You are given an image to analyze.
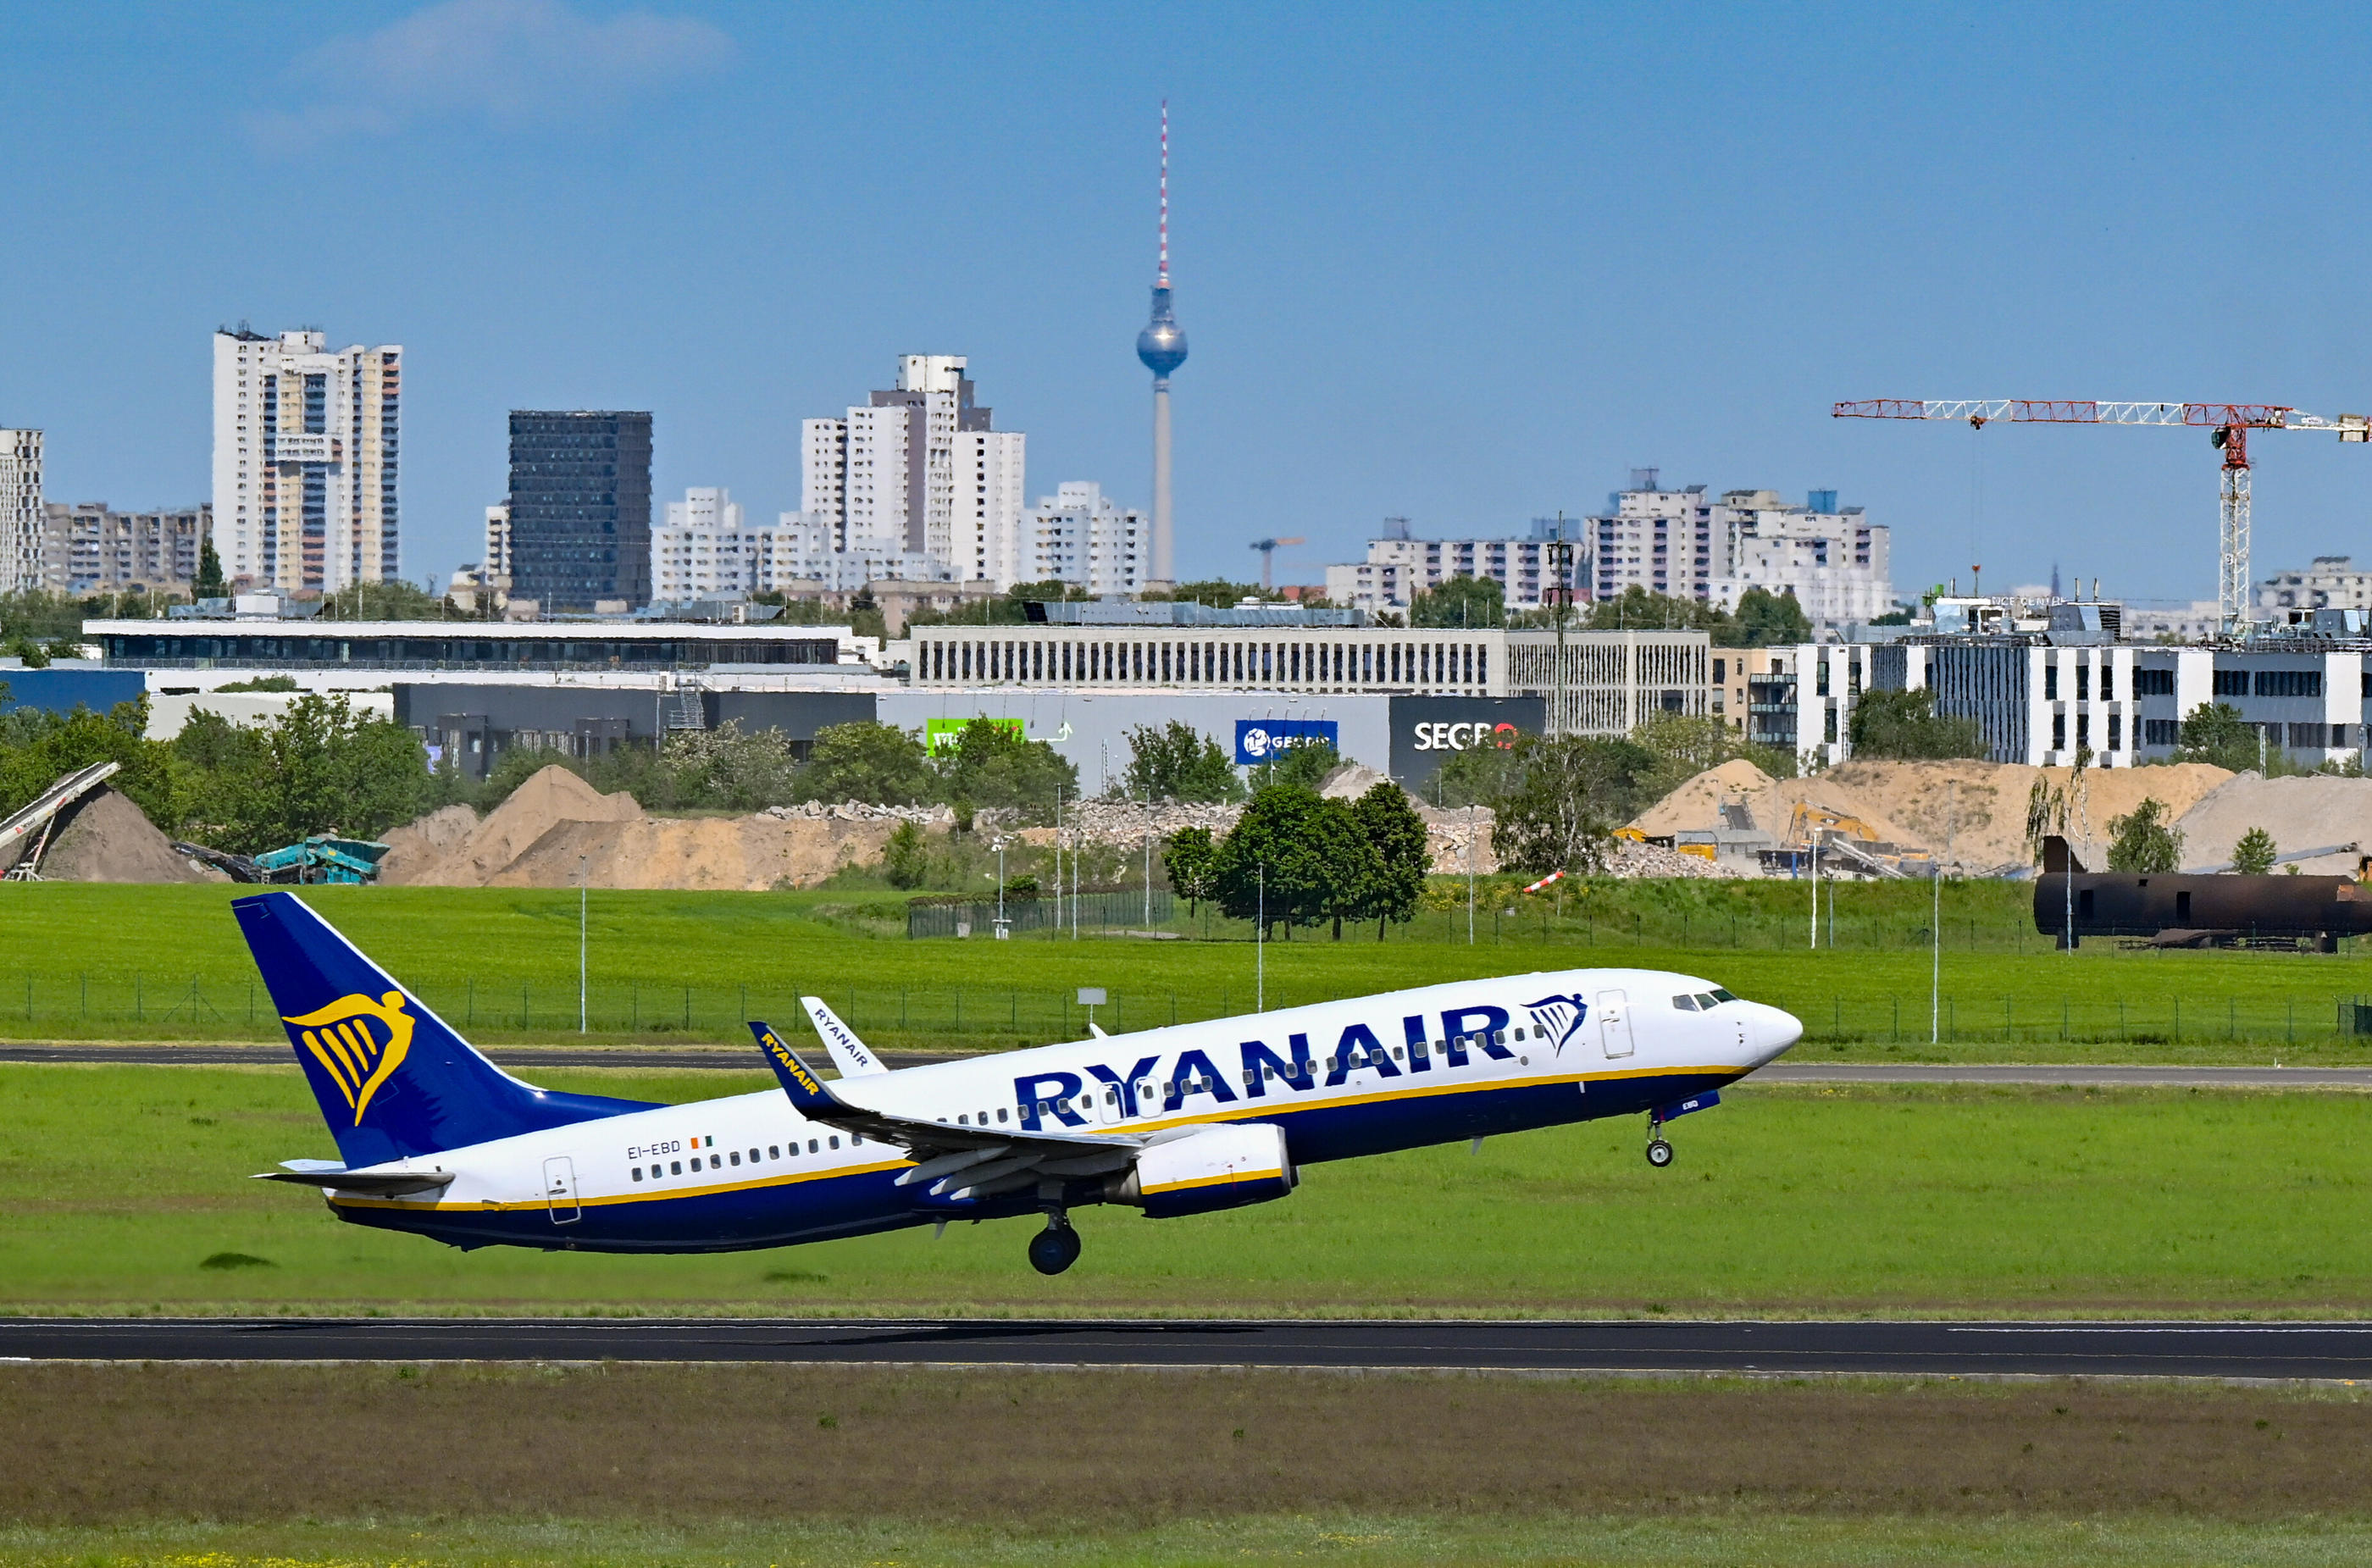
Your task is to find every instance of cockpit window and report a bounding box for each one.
[1696,993,1721,1009]
[1709,989,1738,1004]
[1671,995,1700,1011]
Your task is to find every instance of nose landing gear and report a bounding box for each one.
[1028,1213,1083,1276]
[1644,1114,1675,1168]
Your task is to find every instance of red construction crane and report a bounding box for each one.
[1832,399,2372,632]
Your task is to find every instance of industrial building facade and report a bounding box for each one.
[1756,637,2372,771]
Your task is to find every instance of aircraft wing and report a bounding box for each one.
[749,1022,1142,1202]
[801,995,886,1077]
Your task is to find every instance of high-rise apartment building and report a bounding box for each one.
[1706,489,1892,625]
[483,504,512,579]
[801,355,1025,582]
[211,328,400,593]
[651,486,759,601]
[1023,482,1150,595]
[1588,472,1716,603]
[38,502,207,594]
[1326,516,1580,614]
[507,412,652,612]
[1,429,40,593]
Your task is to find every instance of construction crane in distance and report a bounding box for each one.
[1832,399,2372,633]
[1249,536,1305,593]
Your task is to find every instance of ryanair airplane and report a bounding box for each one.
[238,889,1803,1276]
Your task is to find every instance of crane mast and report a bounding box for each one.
[1833,399,2371,634]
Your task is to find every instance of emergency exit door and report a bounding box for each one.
[542,1156,580,1224]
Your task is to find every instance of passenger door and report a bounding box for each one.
[1597,990,1634,1059]
[542,1155,580,1225]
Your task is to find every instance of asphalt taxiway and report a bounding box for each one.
[5,1317,2371,1379]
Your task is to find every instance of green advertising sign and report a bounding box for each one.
[925,716,1025,755]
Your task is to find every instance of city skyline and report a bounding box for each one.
[8,6,2372,603]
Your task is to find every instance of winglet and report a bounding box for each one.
[801,996,885,1077]
[751,1021,840,1117]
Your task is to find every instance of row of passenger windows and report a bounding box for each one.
[630,1133,864,1183]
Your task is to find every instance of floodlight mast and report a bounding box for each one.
[1832,399,2372,633]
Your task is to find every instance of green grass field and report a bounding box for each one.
[6,1063,2369,1316]
[18,1515,2372,1568]
[4,882,2372,1060]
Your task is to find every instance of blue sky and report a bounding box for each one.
[4,3,2371,602]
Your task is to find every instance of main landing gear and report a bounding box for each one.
[1028,1213,1083,1276]
[1644,1115,1675,1169]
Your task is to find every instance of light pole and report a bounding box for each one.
[1256,862,1265,1011]
[1466,803,1477,945]
[1933,781,1954,1044]
[577,856,588,1034]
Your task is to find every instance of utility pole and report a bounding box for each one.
[1256,862,1265,1011]
[1549,510,1572,740]
[1933,781,1954,1044]
[577,856,588,1034]
[1466,803,1477,945]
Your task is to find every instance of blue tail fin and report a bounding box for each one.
[234,891,657,1166]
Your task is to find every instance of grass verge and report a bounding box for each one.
[5,1365,2372,1565]
[7,1066,2372,1316]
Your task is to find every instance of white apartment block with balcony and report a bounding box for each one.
[1588,474,1717,602]
[651,487,761,601]
[0,429,40,593]
[1021,482,1149,595]
[2259,557,2372,616]
[212,327,401,594]
[1324,524,1579,613]
[801,355,1024,583]
[1706,490,1892,626]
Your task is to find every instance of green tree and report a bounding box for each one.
[1252,740,1341,794]
[1428,732,1532,809]
[1347,782,1430,939]
[175,694,432,852]
[1581,585,1730,637]
[936,717,1078,812]
[1210,784,1371,938]
[193,537,226,599]
[1122,720,1245,803]
[2231,825,2278,875]
[796,722,936,806]
[1629,712,1797,801]
[653,723,802,811]
[1731,586,1812,646]
[1485,735,1650,876]
[0,697,176,831]
[880,821,929,889]
[1408,574,1505,629]
[2175,702,2264,773]
[319,579,453,621]
[1161,825,1219,914]
[2105,797,2183,873]
[1848,687,1988,761]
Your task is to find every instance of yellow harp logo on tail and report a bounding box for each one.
[283,990,416,1124]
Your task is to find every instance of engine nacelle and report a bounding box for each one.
[1106,1122,1295,1218]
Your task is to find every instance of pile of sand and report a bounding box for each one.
[2171,774,2372,873]
[380,765,908,892]
[4,787,212,884]
[1631,758,2235,873]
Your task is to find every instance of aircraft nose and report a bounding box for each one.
[1751,1003,1803,1062]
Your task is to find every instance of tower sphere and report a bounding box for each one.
[1138,286,1188,380]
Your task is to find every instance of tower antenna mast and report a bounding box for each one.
[1136,100,1189,591]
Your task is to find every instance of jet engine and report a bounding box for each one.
[1105,1122,1294,1218]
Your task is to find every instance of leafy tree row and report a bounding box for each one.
[1163,779,1430,939]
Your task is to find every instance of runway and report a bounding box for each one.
[7,1316,2372,1379]
[5,1043,2370,1088]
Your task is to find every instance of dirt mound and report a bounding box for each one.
[2172,774,2372,873]
[25,788,209,884]
[1632,758,2234,873]
[377,803,479,884]
[380,767,644,887]
[380,765,904,890]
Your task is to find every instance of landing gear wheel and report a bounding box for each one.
[1028,1221,1083,1276]
[1645,1138,1674,1168]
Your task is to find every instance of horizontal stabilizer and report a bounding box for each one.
[254,1165,455,1196]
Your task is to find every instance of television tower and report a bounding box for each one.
[1135,100,1188,589]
